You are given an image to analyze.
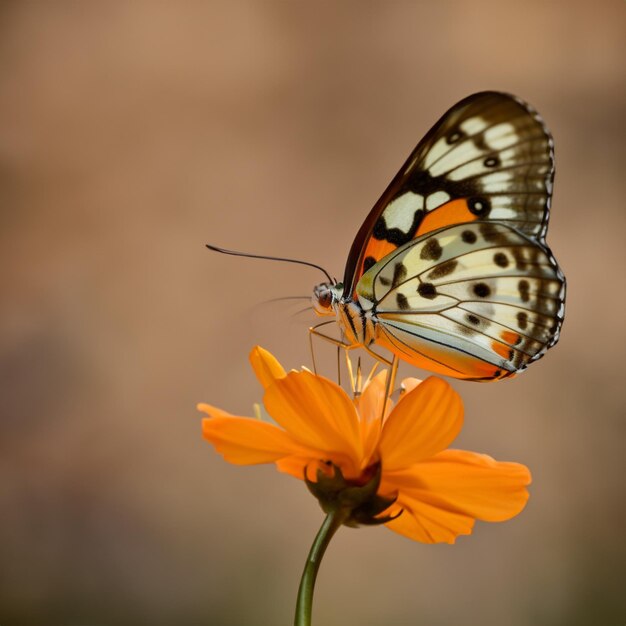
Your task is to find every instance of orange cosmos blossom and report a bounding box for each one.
[199,347,531,544]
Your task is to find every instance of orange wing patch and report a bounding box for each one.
[376,328,514,381]
[357,198,481,282]
[500,330,522,346]
[359,239,398,275]
[416,199,480,236]
[492,341,513,360]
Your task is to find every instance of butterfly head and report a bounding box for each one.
[312,282,344,316]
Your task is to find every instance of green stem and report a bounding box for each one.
[294,508,347,626]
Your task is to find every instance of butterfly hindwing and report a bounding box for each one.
[343,92,554,296]
[355,222,565,381]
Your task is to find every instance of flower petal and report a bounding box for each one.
[275,455,309,479]
[275,456,327,481]
[355,370,388,466]
[400,377,422,396]
[379,377,463,469]
[380,449,531,543]
[263,371,363,474]
[249,346,286,390]
[355,370,389,423]
[200,403,304,465]
[383,500,475,544]
[198,402,232,417]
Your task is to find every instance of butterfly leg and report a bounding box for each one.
[360,345,398,420]
[308,323,358,391]
[381,355,399,421]
[361,344,394,367]
[336,344,342,387]
[308,321,354,375]
[309,323,398,417]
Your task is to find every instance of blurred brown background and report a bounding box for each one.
[0,2,624,625]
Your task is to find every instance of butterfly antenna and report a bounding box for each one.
[263,295,311,304]
[290,305,314,318]
[206,243,333,283]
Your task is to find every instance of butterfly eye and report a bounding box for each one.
[312,283,334,314]
[318,290,332,309]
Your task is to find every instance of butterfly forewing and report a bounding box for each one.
[343,92,554,296]
[355,222,565,381]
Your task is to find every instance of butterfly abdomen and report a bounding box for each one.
[335,298,377,348]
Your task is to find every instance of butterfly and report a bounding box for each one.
[312,91,566,381]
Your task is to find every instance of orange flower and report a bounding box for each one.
[200,347,531,544]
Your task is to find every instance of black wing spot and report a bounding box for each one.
[420,238,443,261]
[479,222,509,245]
[373,217,388,240]
[512,249,528,270]
[373,210,425,245]
[493,252,509,268]
[446,128,465,145]
[518,280,530,302]
[396,293,410,310]
[392,263,407,288]
[468,197,491,217]
[428,259,458,280]
[461,229,477,244]
[467,314,481,326]
[417,282,437,299]
[363,256,377,272]
[379,276,391,286]
[473,282,491,298]
[484,156,500,168]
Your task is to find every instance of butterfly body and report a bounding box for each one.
[313,92,566,381]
